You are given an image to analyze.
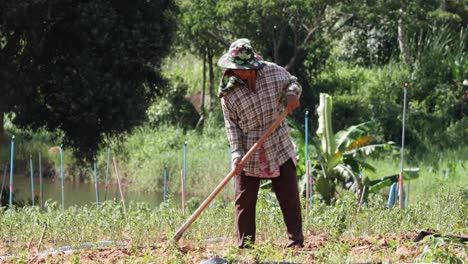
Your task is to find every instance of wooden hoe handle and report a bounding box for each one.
[171,109,290,242]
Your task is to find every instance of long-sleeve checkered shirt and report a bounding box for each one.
[220,62,302,178]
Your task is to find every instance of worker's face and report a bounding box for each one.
[232,69,255,80]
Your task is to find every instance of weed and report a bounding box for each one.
[416,235,465,263]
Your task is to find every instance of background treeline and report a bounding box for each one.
[171,0,467,152]
[0,0,466,192]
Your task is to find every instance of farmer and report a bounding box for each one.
[217,38,304,248]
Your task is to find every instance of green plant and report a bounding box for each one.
[416,235,465,263]
[291,93,395,203]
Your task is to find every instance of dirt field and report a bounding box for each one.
[1,231,466,263]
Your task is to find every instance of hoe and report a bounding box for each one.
[171,109,291,243]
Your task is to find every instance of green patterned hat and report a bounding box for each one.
[217,38,265,70]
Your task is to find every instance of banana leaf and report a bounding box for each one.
[365,168,420,194]
[335,122,376,152]
[344,142,397,156]
[316,93,336,161]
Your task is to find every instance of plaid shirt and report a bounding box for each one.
[220,62,302,178]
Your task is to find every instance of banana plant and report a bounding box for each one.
[290,93,397,204]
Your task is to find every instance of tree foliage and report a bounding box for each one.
[176,0,467,151]
[177,0,358,124]
[0,0,178,161]
[338,0,468,66]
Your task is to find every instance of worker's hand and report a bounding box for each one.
[286,94,300,112]
[232,157,244,175]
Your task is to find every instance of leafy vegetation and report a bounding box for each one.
[113,120,230,197]
[0,0,178,161]
[0,181,466,262]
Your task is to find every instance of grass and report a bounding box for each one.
[114,121,232,199]
[366,147,467,206]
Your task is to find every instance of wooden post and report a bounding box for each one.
[358,186,366,213]
[113,158,128,222]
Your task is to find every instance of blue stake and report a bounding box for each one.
[104,147,110,201]
[60,144,65,210]
[30,155,35,206]
[9,135,15,247]
[163,165,168,203]
[9,136,15,209]
[39,152,43,208]
[183,141,187,194]
[94,160,99,206]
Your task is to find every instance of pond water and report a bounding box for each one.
[3,174,166,208]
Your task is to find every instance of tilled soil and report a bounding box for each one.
[1,231,466,263]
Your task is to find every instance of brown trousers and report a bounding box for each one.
[234,159,304,248]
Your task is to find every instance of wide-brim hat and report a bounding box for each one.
[217,38,265,70]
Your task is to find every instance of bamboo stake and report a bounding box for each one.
[93,160,99,206]
[112,158,128,221]
[104,147,110,201]
[399,82,408,209]
[37,223,48,252]
[171,109,290,242]
[358,186,367,213]
[59,144,65,210]
[38,152,43,208]
[30,155,35,206]
[163,165,168,203]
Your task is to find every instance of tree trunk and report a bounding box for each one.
[285,48,307,74]
[398,9,411,65]
[208,48,214,113]
[196,49,207,130]
[273,25,288,65]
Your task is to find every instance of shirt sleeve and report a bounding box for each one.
[221,97,244,161]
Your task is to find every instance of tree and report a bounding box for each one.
[338,0,468,66]
[177,0,226,121]
[0,0,178,161]
[178,0,358,125]
[211,0,353,74]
